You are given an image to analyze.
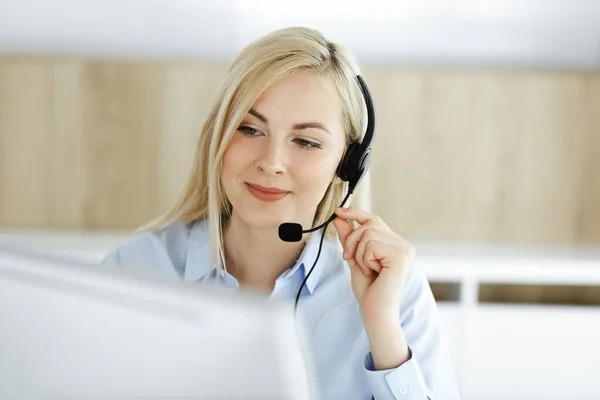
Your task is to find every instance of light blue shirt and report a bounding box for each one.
[101,218,461,400]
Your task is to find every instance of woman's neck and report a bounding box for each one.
[222,214,307,293]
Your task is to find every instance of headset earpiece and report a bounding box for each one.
[335,75,375,193]
[336,142,371,191]
[336,142,358,182]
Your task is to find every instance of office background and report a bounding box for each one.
[1,1,599,399]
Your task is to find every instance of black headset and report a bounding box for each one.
[335,75,375,193]
[276,74,376,311]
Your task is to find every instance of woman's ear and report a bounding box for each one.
[333,175,343,185]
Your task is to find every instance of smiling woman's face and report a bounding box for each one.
[221,71,347,230]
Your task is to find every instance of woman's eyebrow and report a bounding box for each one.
[248,108,268,124]
[248,108,330,135]
[292,122,331,135]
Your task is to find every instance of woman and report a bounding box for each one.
[102,27,461,400]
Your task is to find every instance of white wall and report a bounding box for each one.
[0,0,599,68]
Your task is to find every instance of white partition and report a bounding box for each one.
[422,245,600,399]
[460,305,600,400]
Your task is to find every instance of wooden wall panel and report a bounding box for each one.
[0,59,167,229]
[0,56,599,245]
[157,63,229,213]
[578,74,600,243]
[364,69,600,244]
[0,60,87,228]
[79,62,165,229]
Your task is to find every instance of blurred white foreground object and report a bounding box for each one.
[0,243,311,399]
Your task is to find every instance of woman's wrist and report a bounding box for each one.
[364,317,411,371]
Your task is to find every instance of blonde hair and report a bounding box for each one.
[142,27,369,274]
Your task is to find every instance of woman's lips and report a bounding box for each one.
[245,183,290,202]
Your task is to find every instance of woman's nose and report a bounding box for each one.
[255,140,287,176]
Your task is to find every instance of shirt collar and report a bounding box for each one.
[183,218,334,293]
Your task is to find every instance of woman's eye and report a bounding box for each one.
[238,126,262,136]
[296,139,322,150]
[238,126,320,150]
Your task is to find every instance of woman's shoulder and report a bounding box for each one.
[100,219,205,278]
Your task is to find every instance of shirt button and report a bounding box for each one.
[399,385,409,396]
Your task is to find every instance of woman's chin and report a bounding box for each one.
[236,211,288,230]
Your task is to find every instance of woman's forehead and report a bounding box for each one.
[249,72,343,126]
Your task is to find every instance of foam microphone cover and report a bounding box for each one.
[278,223,303,242]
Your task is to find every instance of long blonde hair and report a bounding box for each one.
[142,27,369,274]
